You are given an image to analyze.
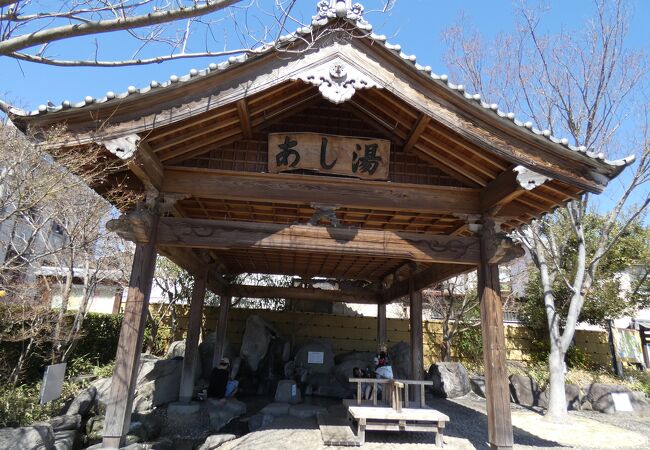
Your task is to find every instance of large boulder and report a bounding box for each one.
[64,386,97,416]
[240,315,278,371]
[165,340,186,359]
[585,383,650,415]
[388,342,411,379]
[304,373,349,398]
[53,429,77,450]
[469,375,486,398]
[199,332,233,379]
[91,377,112,411]
[0,424,55,450]
[333,353,375,387]
[197,434,237,450]
[133,355,183,412]
[427,362,471,398]
[509,374,543,407]
[539,383,583,411]
[288,404,326,419]
[294,342,335,375]
[48,414,81,432]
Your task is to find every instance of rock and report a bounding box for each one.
[91,377,112,411]
[207,398,246,431]
[64,386,97,416]
[388,342,411,379]
[294,342,335,375]
[165,340,186,359]
[304,373,350,398]
[149,437,174,450]
[198,434,237,450]
[86,415,105,441]
[427,362,471,398]
[130,412,163,441]
[248,413,274,432]
[240,315,278,371]
[586,383,650,415]
[274,380,301,404]
[199,332,233,379]
[333,353,375,386]
[469,376,486,398]
[509,374,543,407]
[539,383,583,410]
[133,356,183,411]
[48,414,81,431]
[53,429,77,450]
[0,424,54,450]
[581,400,593,411]
[586,383,631,414]
[288,404,326,419]
[260,402,290,416]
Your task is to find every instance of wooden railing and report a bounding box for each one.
[349,378,433,410]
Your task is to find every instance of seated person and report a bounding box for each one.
[353,366,373,400]
[208,357,239,399]
[373,351,393,399]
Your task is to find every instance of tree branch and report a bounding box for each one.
[0,0,241,55]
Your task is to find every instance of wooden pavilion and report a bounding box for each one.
[3,1,633,449]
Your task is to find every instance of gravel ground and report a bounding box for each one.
[211,393,650,450]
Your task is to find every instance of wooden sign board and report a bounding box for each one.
[268,133,390,180]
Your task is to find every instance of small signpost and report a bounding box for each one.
[40,362,67,404]
[268,132,390,180]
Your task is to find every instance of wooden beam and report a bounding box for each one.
[480,169,525,214]
[230,284,380,304]
[212,294,231,369]
[179,269,207,403]
[382,264,475,303]
[478,216,513,449]
[103,215,158,448]
[403,114,431,153]
[236,99,253,139]
[162,167,481,215]
[111,216,484,265]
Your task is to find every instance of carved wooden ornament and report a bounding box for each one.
[291,59,381,104]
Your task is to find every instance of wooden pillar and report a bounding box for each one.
[102,215,158,449]
[212,294,232,368]
[377,303,387,348]
[178,269,207,403]
[409,267,424,381]
[478,217,513,450]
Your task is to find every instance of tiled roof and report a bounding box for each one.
[0,0,634,170]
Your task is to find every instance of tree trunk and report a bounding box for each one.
[546,346,567,420]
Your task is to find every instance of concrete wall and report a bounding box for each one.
[166,306,612,368]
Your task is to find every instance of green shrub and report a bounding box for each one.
[0,381,76,427]
[453,326,483,365]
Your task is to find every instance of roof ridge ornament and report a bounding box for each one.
[312,1,370,29]
[291,58,381,104]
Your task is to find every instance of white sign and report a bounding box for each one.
[307,351,324,364]
[291,384,297,398]
[40,363,67,405]
[611,392,633,412]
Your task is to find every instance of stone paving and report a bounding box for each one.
[212,393,650,450]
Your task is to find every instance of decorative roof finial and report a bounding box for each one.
[312,1,370,29]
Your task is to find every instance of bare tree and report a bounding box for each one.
[0,1,395,68]
[443,0,649,420]
[0,122,133,380]
[423,274,480,362]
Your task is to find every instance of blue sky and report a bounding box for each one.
[1,0,649,215]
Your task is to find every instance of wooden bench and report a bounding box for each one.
[345,378,448,446]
